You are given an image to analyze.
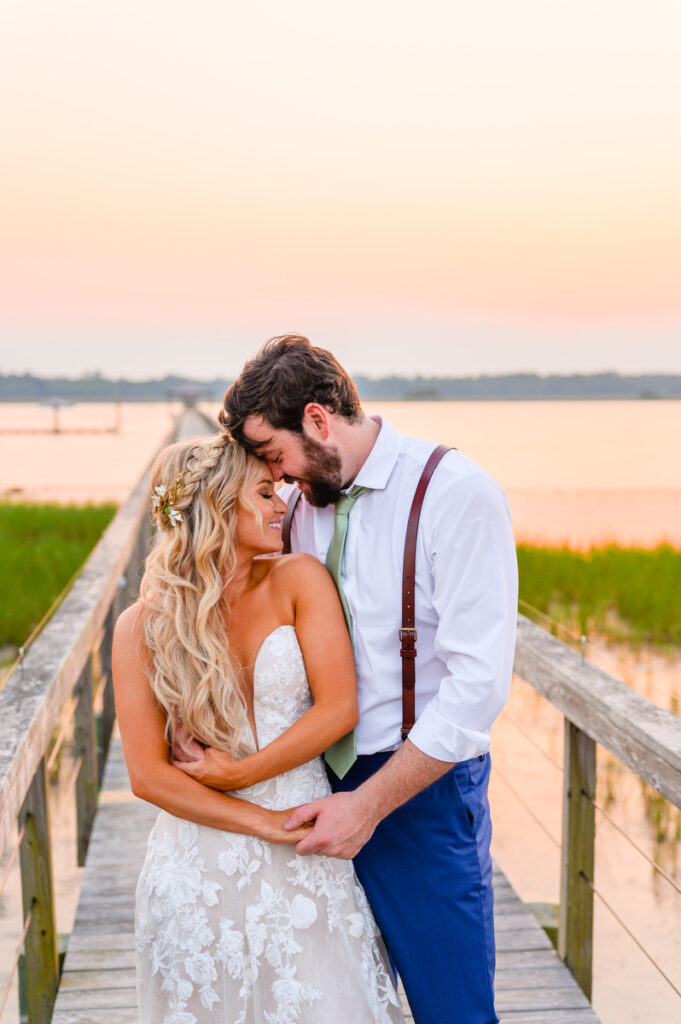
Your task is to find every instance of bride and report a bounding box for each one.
[112,433,404,1024]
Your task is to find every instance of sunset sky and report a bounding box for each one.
[1,1,680,378]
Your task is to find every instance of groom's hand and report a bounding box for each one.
[284,792,379,859]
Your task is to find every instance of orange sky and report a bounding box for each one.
[1,1,680,377]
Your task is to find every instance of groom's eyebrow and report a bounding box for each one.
[242,432,273,456]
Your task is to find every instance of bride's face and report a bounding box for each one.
[235,468,288,555]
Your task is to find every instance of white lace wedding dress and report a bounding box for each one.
[135,625,404,1024]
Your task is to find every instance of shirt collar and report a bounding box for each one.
[350,417,402,492]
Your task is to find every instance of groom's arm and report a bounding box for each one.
[285,739,453,858]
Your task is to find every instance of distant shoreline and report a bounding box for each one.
[1,395,680,403]
[359,394,680,402]
[1,369,681,403]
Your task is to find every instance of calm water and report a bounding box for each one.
[0,401,180,503]
[363,398,681,547]
[1,399,680,1022]
[3,398,679,543]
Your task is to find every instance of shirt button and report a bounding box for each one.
[350,510,359,521]
[347,566,354,577]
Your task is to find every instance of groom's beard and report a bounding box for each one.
[284,434,344,508]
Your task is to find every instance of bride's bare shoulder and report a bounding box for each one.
[112,602,157,680]
[265,553,333,593]
[113,600,147,647]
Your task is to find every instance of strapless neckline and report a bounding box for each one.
[247,624,298,750]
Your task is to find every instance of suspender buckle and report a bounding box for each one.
[399,627,418,661]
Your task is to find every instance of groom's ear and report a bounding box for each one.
[302,402,332,440]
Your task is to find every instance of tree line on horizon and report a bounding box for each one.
[0,370,680,401]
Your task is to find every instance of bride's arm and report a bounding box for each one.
[176,555,358,790]
[112,604,311,843]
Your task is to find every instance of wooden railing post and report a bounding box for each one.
[74,656,98,866]
[122,516,148,608]
[559,718,596,999]
[97,598,119,783]
[122,557,135,609]
[141,503,153,558]
[18,760,59,1024]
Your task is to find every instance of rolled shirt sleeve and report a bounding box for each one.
[406,470,518,763]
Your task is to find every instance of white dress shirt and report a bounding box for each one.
[281,417,518,763]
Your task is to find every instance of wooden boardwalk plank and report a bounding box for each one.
[54,736,601,1023]
[52,1012,138,1024]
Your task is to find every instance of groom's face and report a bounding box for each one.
[242,415,344,508]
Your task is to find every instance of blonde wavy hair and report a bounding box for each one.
[140,433,266,758]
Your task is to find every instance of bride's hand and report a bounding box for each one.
[173,746,248,790]
[261,808,314,845]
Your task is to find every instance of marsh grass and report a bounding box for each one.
[517,544,681,647]
[0,502,117,650]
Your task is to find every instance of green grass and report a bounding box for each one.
[517,544,681,647]
[0,502,117,650]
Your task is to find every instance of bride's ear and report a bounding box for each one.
[302,403,332,440]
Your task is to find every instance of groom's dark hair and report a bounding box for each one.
[220,334,362,446]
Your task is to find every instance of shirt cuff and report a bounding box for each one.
[407,702,491,763]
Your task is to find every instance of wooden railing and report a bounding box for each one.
[513,614,681,999]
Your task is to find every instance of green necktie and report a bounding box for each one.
[324,485,367,778]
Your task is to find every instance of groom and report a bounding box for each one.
[221,335,518,1024]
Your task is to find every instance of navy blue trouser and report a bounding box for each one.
[330,751,498,1024]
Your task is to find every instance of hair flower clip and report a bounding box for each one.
[152,476,184,527]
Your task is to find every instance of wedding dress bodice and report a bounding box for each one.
[235,624,331,810]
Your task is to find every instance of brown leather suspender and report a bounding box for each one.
[280,443,451,742]
[400,444,450,739]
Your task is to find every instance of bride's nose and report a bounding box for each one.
[274,493,288,514]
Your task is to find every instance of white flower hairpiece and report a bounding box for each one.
[152,476,184,527]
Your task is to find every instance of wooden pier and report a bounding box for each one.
[2,405,679,1024]
[52,732,598,1023]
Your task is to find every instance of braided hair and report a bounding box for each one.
[140,434,266,757]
